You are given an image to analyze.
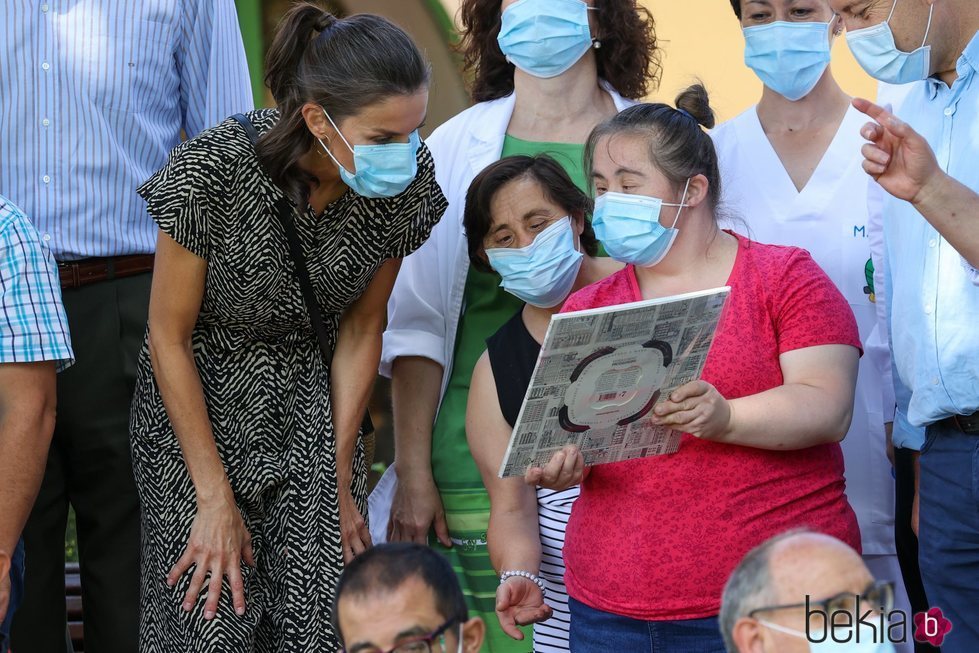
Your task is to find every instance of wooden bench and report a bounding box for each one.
[65,563,84,652]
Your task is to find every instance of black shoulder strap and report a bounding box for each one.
[232,112,261,146]
[232,114,333,367]
[232,114,373,434]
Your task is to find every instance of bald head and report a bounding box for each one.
[766,532,871,607]
[721,531,876,653]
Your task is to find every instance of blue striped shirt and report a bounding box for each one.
[0,0,253,261]
[0,196,73,369]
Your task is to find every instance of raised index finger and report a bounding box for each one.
[852,97,889,122]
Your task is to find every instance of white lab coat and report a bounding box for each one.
[380,80,633,384]
[712,105,896,556]
[370,82,634,544]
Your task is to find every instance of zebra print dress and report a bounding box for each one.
[129,109,447,652]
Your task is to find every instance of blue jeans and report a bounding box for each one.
[1,539,25,653]
[918,422,979,653]
[569,597,726,653]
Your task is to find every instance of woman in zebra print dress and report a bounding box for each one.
[462,156,622,652]
[128,5,446,651]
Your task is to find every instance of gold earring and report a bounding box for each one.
[317,135,332,157]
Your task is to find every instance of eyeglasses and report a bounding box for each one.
[341,616,462,653]
[748,580,895,624]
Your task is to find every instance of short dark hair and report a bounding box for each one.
[729,0,742,19]
[458,0,662,103]
[463,155,598,273]
[332,543,467,641]
[585,84,722,212]
[258,2,431,206]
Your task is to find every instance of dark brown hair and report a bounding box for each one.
[464,155,598,273]
[458,0,662,102]
[730,0,742,19]
[584,84,722,210]
[257,2,431,206]
[333,543,467,641]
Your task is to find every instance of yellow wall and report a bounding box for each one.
[436,0,879,122]
[642,1,878,122]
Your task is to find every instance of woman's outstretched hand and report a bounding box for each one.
[496,576,553,640]
[168,488,255,620]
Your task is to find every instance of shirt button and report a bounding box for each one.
[944,107,954,117]
[924,305,933,315]
[43,233,51,242]
[41,3,49,11]
[42,174,51,183]
[42,118,50,127]
[929,239,937,248]
[932,377,940,386]
[41,62,50,71]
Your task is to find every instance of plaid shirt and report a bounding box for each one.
[0,197,73,369]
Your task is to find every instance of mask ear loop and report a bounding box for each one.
[668,178,693,230]
[920,3,934,48]
[321,108,354,153]
[885,0,900,25]
[569,215,583,254]
[757,620,807,641]
[318,108,355,174]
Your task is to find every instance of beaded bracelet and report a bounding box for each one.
[499,570,546,598]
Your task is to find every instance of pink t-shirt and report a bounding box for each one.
[560,233,862,621]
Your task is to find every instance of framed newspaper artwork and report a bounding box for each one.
[499,286,730,478]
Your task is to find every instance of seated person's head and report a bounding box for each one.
[333,543,485,653]
[463,154,599,307]
[720,530,896,653]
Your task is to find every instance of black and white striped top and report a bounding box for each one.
[487,310,579,653]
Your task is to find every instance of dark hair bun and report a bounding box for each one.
[675,83,715,130]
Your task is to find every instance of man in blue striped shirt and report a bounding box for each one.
[0,196,74,653]
[0,2,252,650]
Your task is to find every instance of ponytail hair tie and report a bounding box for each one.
[676,108,695,122]
[316,15,339,40]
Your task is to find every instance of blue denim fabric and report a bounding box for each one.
[918,422,979,653]
[569,597,726,653]
[1,539,25,652]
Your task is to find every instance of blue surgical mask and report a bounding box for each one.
[846,0,934,85]
[497,0,595,79]
[744,21,833,102]
[319,109,420,199]
[592,180,691,268]
[759,619,897,653]
[486,216,583,308]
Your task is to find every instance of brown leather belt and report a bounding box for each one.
[58,254,154,290]
[938,410,979,435]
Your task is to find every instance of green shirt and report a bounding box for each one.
[428,135,587,652]
[431,135,588,490]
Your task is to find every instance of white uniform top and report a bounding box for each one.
[711,105,896,555]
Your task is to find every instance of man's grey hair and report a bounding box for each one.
[719,529,813,652]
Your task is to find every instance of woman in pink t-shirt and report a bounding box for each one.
[526,85,862,652]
